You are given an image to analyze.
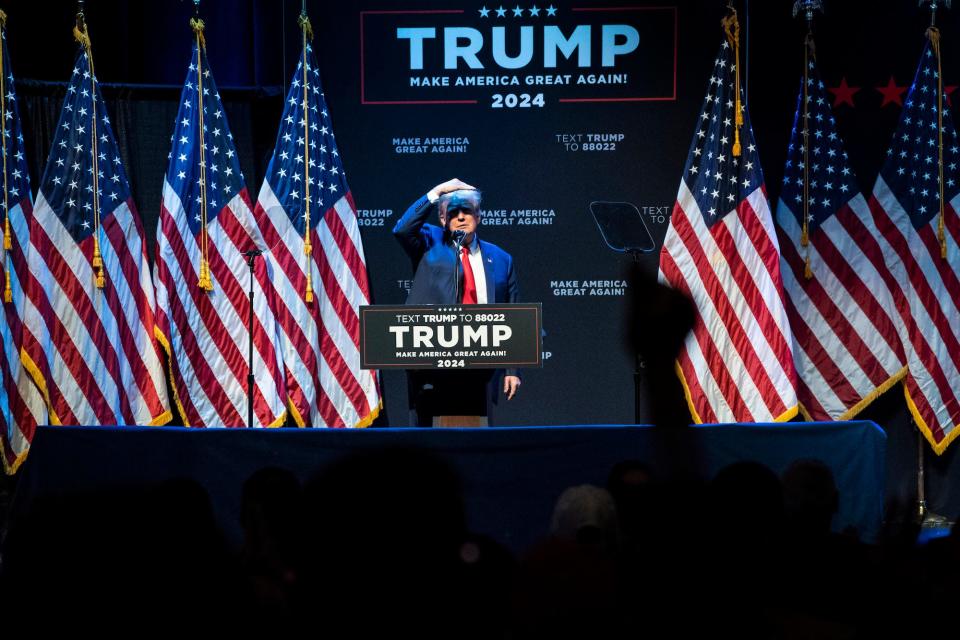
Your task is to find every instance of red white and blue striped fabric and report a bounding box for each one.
[154,40,287,427]
[254,43,381,427]
[775,53,906,421]
[659,37,798,424]
[0,20,46,473]
[868,37,960,454]
[19,45,169,431]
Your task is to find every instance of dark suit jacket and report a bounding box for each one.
[392,194,519,306]
[393,194,521,419]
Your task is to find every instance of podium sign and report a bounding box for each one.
[360,303,542,369]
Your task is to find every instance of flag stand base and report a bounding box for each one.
[915,427,954,528]
[916,501,952,528]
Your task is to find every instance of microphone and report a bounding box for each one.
[452,229,466,246]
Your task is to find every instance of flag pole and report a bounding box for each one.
[299,4,315,304]
[916,428,928,521]
[721,3,743,157]
[923,2,949,258]
[0,10,11,303]
[191,0,213,292]
[913,424,950,528]
[73,3,106,290]
[244,249,261,428]
[792,1,823,279]
[915,0,952,530]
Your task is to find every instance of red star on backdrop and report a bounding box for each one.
[827,77,860,108]
[876,76,907,107]
[947,85,958,107]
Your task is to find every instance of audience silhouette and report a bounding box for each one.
[1,277,956,638]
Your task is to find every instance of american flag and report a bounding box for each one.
[869,35,960,454]
[658,36,798,424]
[17,44,169,428]
[776,52,906,421]
[154,38,287,427]
[1,17,46,473]
[254,40,381,428]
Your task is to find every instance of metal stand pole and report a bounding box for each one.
[917,431,928,522]
[634,353,644,424]
[244,249,262,428]
[628,250,644,425]
[916,425,952,528]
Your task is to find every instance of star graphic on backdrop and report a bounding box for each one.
[827,77,860,108]
[496,6,506,17]
[479,6,490,17]
[876,76,908,107]
[512,5,523,16]
[529,5,541,16]
[546,4,557,16]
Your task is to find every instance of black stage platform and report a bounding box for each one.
[9,422,885,551]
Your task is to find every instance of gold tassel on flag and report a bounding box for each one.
[927,26,948,259]
[793,0,825,280]
[297,12,313,40]
[722,6,743,157]
[71,24,89,49]
[304,241,314,304]
[300,11,314,304]
[92,243,104,289]
[197,259,212,291]
[75,7,105,289]
[192,16,213,292]
[801,32,814,280]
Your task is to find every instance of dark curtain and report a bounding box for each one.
[16,80,284,262]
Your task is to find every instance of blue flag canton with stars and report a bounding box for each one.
[683,40,764,229]
[265,44,349,236]
[780,58,859,234]
[166,43,246,235]
[880,41,960,230]
[38,50,131,244]
[2,27,31,212]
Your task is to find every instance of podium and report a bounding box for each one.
[360,303,543,427]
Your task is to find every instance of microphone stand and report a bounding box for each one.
[452,230,465,305]
[628,249,645,424]
[244,248,263,428]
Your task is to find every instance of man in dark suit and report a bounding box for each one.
[393,178,521,426]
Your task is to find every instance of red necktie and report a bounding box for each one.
[460,246,478,304]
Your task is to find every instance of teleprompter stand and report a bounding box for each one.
[589,201,656,424]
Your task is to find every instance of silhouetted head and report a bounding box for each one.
[708,461,784,540]
[550,484,619,551]
[240,467,303,567]
[297,447,468,636]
